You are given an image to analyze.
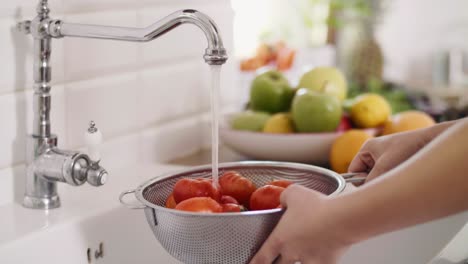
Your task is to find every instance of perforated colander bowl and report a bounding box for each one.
[119,161,360,264]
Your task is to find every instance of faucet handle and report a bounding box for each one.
[84,121,102,161]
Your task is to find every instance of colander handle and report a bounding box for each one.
[341,172,367,184]
[119,189,146,209]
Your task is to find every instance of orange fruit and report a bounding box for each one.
[330,130,374,173]
[382,111,435,135]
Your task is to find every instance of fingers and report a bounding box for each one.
[273,255,300,264]
[250,230,282,264]
[280,184,311,207]
[365,164,389,182]
[348,151,375,174]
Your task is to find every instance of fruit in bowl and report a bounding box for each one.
[231,111,271,132]
[222,66,436,166]
[292,88,342,133]
[249,70,294,113]
[263,113,295,133]
[297,66,348,102]
[221,112,377,164]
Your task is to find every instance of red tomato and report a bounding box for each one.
[268,180,293,188]
[250,185,285,211]
[175,197,222,213]
[220,195,240,205]
[219,171,257,207]
[165,193,177,209]
[173,178,220,204]
[221,203,244,213]
[337,115,353,132]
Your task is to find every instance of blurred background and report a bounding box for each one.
[231,0,468,121]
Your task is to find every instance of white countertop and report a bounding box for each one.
[0,163,186,247]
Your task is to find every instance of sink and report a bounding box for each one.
[0,206,179,264]
[0,163,467,264]
[343,212,468,264]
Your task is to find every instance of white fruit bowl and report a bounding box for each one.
[220,113,376,165]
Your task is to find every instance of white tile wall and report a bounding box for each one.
[138,61,202,127]
[65,72,139,147]
[0,17,32,94]
[139,116,204,163]
[0,0,62,18]
[63,10,139,81]
[0,0,236,206]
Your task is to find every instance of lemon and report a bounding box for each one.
[263,113,295,133]
[350,93,391,128]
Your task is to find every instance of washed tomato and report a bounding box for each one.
[250,185,285,211]
[173,178,220,204]
[268,180,293,188]
[219,171,257,207]
[221,203,244,213]
[165,193,177,209]
[175,197,222,213]
[220,195,239,205]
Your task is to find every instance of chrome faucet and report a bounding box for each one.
[17,0,228,210]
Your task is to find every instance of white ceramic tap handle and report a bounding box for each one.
[85,121,102,161]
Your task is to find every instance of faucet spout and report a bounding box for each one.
[49,9,228,65]
[17,2,228,209]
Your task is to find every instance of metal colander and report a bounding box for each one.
[119,161,362,264]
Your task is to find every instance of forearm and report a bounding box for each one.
[420,119,460,143]
[331,118,468,244]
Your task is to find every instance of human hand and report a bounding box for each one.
[250,185,351,264]
[348,129,430,183]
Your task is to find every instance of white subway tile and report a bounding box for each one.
[0,166,15,207]
[76,132,140,174]
[138,61,202,127]
[0,86,66,168]
[0,165,25,207]
[62,0,138,14]
[63,10,138,82]
[139,117,203,163]
[100,133,140,169]
[64,73,139,148]
[61,0,223,14]
[0,0,62,18]
[0,90,28,168]
[0,18,32,94]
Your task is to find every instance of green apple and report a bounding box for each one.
[297,66,347,102]
[231,111,271,132]
[292,88,342,132]
[250,70,294,113]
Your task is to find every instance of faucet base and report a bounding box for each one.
[23,195,60,210]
